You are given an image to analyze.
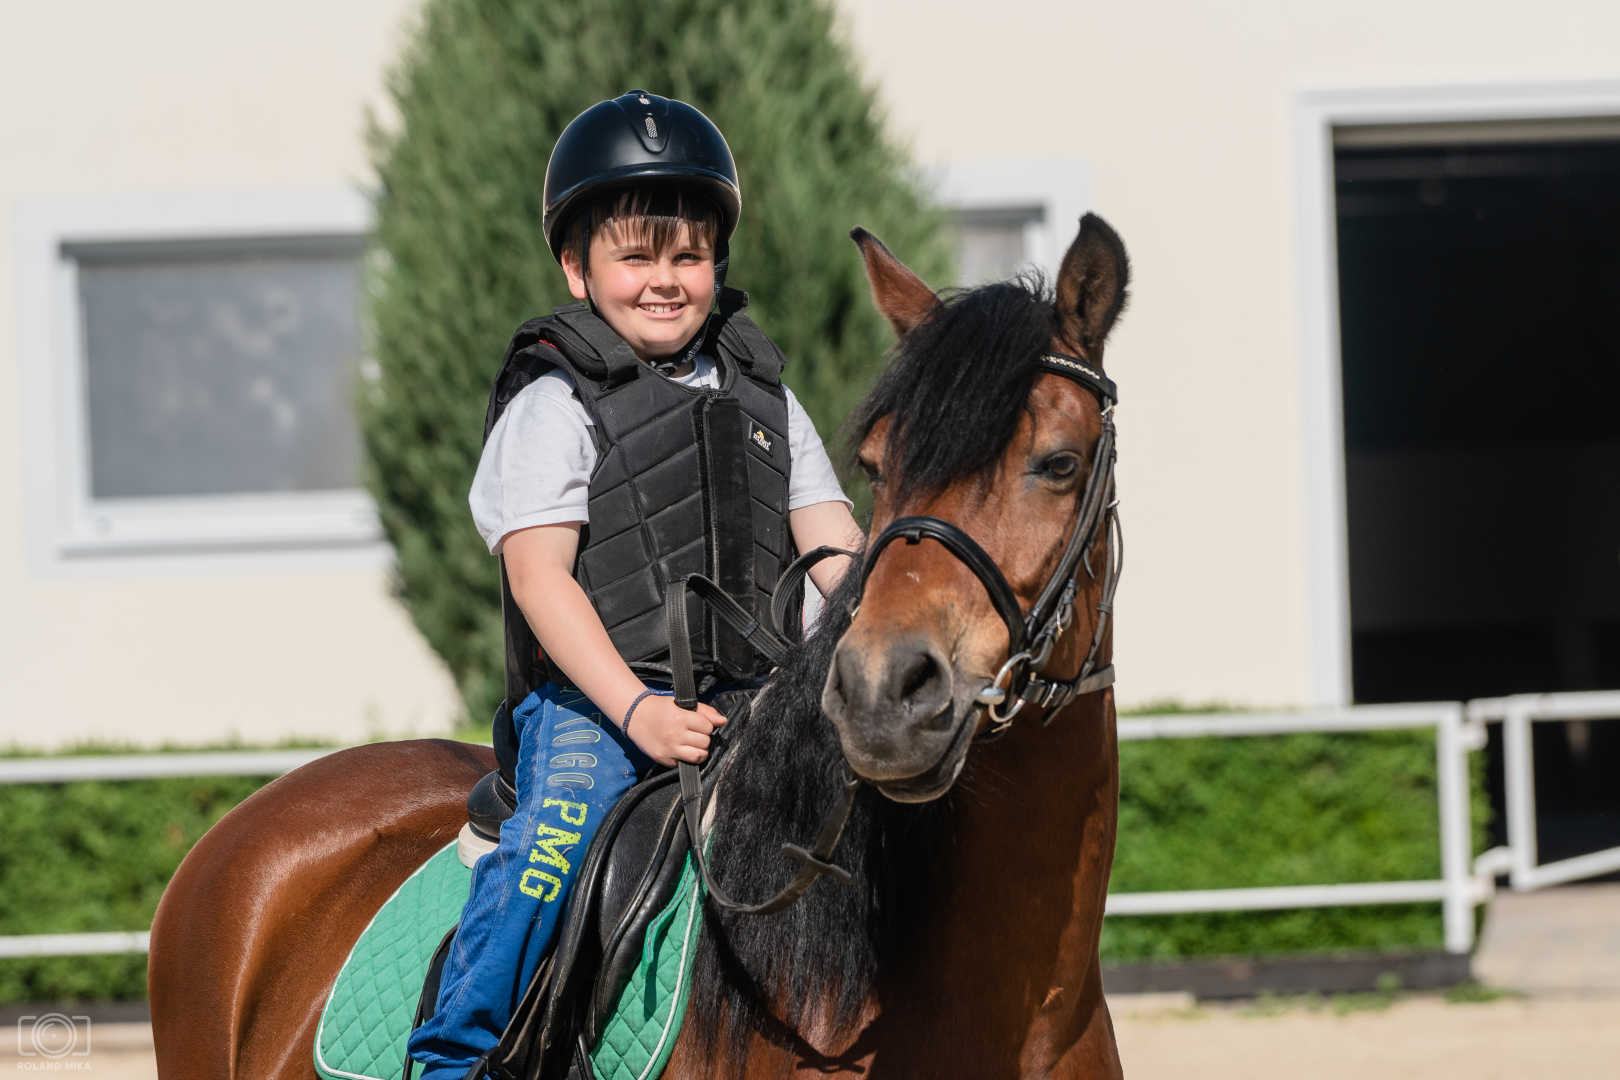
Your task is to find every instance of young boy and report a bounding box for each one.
[406,91,863,1080]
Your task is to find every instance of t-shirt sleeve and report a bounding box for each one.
[784,385,852,512]
[468,372,598,555]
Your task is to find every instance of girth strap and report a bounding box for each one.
[663,576,861,917]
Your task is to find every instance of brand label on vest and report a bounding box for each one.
[750,426,773,453]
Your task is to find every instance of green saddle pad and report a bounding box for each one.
[313,841,704,1080]
[588,855,704,1080]
[315,841,471,1080]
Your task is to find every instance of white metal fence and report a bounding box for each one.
[1107,701,1483,955]
[5,690,1618,960]
[1467,691,1620,892]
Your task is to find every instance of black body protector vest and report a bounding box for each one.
[483,289,795,778]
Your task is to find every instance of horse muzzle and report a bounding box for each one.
[821,630,981,802]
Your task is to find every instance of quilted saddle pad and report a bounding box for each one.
[313,843,704,1080]
[315,841,471,1080]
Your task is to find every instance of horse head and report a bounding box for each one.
[823,215,1130,803]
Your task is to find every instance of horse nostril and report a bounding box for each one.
[898,651,936,699]
[890,646,951,727]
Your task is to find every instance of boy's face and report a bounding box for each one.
[561,219,716,363]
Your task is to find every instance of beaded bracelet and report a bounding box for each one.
[622,688,658,734]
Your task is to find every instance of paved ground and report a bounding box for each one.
[6,994,1619,1079]
[1474,882,1620,995]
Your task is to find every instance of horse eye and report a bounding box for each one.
[860,460,884,489]
[1040,453,1081,480]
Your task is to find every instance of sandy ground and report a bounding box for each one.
[1113,992,1620,1080]
[5,995,1618,1078]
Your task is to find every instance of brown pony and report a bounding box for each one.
[149,213,1129,1079]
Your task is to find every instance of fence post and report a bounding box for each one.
[1502,700,1539,890]
[1435,703,1474,953]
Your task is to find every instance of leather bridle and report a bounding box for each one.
[860,352,1123,734]
[659,350,1120,916]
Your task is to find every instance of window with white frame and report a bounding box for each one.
[949,204,1047,285]
[18,191,380,565]
[932,160,1091,287]
[73,236,366,501]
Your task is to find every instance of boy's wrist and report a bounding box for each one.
[595,676,652,730]
[621,688,658,734]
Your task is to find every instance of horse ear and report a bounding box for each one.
[851,227,939,339]
[1055,213,1130,361]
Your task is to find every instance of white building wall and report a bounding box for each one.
[0,1,458,750]
[5,1,1617,749]
[834,0,1620,708]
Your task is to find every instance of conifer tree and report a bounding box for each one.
[361,0,951,724]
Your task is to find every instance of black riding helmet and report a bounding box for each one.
[542,90,741,262]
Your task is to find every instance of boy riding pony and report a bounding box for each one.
[407,90,862,1080]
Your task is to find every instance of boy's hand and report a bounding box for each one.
[626,696,727,767]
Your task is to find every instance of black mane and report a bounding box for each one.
[850,274,1057,498]
[688,569,950,1066]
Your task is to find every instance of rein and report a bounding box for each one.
[861,351,1123,733]
[662,574,863,917]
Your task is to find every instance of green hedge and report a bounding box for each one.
[0,730,1486,1001]
[0,775,270,1002]
[1104,729,1489,961]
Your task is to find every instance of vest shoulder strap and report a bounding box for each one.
[540,303,644,394]
[484,318,565,443]
[486,292,790,444]
[712,287,786,386]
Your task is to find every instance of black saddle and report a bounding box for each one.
[412,693,748,1080]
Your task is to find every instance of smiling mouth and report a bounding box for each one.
[639,302,684,316]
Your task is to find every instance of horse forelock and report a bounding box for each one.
[850,274,1059,501]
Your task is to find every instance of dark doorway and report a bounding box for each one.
[1335,134,1620,860]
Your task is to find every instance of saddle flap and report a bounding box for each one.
[478,694,752,1079]
[494,768,700,1079]
[590,781,691,1028]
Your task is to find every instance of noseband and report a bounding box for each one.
[860,352,1123,734]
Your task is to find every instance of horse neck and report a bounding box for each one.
[883,689,1119,1068]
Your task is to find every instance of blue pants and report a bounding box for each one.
[407,684,653,1080]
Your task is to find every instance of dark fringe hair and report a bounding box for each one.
[561,186,722,269]
[687,569,952,1071]
[849,274,1057,500]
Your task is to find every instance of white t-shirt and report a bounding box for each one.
[470,354,851,554]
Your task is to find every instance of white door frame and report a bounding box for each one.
[1293,80,1620,706]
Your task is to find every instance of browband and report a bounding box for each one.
[1040,352,1117,405]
